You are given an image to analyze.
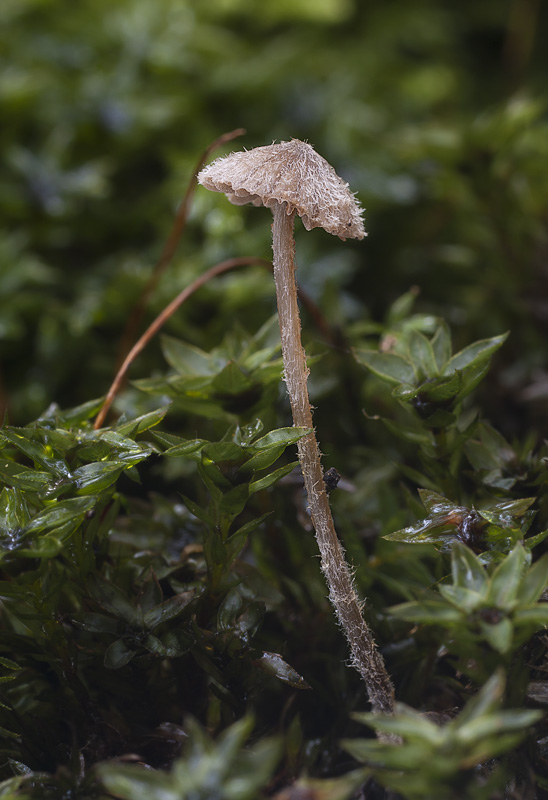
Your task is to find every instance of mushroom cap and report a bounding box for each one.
[198,139,366,241]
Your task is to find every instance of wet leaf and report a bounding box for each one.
[104,639,136,669]
[353,349,416,385]
[256,652,310,689]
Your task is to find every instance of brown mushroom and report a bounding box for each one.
[198,139,394,715]
[198,139,366,239]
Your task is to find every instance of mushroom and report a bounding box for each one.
[198,139,394,715]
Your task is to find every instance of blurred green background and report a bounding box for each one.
[1,0,548,434]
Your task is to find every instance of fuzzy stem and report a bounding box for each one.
[271,203,395,715]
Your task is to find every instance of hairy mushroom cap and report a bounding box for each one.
[198,139,366,241]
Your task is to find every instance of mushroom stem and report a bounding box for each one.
[271,203,395,715]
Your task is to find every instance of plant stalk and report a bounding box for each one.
[93,257,269,430]
[271,203,395,715]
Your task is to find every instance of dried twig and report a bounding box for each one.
[93,256,269,429]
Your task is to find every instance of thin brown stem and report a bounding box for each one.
[503,0,539,86]
[93,256,269,430]
[271,204,395,715]
[116,128,246,367]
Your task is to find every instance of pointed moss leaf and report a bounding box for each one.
[250,427,310,450]
[90,577,139,624]
[420,371,462,402]
[353,348,416,385]
[202,441,245,463]
[456,670,505,725]
[421,408,456,428]
[251,313,280,346]
[161,629,194,657]
[454,360,492,402]
[0,725,21,740]
[99,766,175,798]
[230,512,272,541]
[143,589,195,629]
[233,419,264,446]
[480,471,516,491]
[220,484,250,518]
[18,534,67,558]
[89,430,153,458]
[391,383,420,401]
[524,529,548,550]
[398,464,439,490]
[512,607,548,627]
[104,639,136,669]
[236,601,264,639]
[161,438,207,458]
[0,463,51,492]
[161,335,218,376]
[190,644,226,684]
[517,554,548,605]
[115,406,170,436]
[139,577,162,613]
[382,417,434,446]
[256,652,310,689]
[0,658,19,671]
[202,526,227,568]
[208,716,271,783]
[342,738,436,776]
[132,378,223,418]
[418,489,456,515]
[386,288,419,324]
[389,600,462,624]
[211,361,255,395]
[0,429,70,477]
[445,332,508,374]
[384,522,451,546]
[218,589,243,630]
[0,488,30,537]
[143,634,167,655]
[479,497,536,526]
[479,504,536,530]
[455,709,541,747]
[431,321,452,370]
[486,544,527,608]
[225,528,252,566]
[54,397,106,425]
[255,361,285,387]
[352,705,443,746]
[24,497,95,534]
[74,613,119,635]
[239,444,287,474]
[243,343,281,373]
[465,441,499,473]
[152,430,194,448]
[249,462,298,494]
[124,466,141,485]
[458,733,533,768]
[72,462,126,494]
[452,542,487,592]
[223,738,283,800]
[240,427,308,472]
[199,459,232,493]
[386,492,467,545]
[465,423,515,472]
[407,330,439,379]
[181,495,214,526]
[438,585,484,612]
[480,617,513,653]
